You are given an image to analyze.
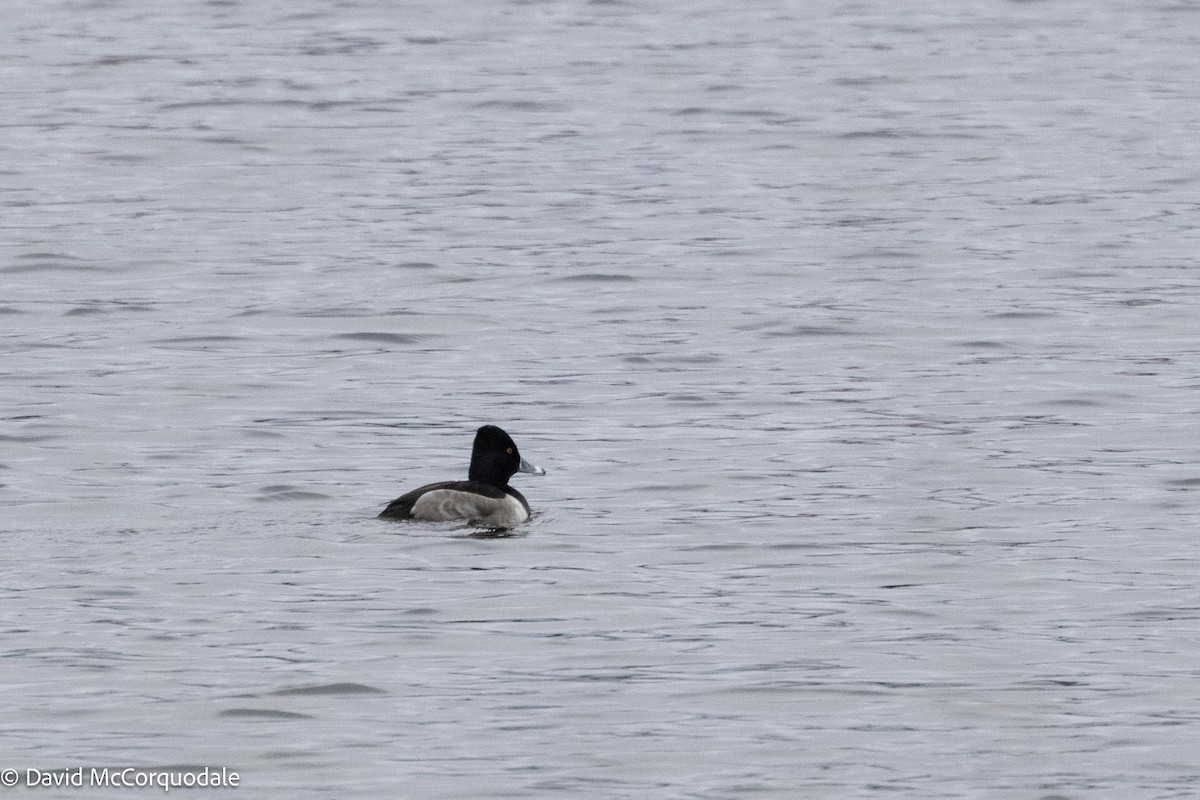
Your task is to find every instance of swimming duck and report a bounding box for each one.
[378,425,545,528]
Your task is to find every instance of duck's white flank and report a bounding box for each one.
[409,489,529,528]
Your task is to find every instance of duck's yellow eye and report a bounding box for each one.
[506,447,514,454]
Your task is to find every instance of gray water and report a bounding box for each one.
[3,0,1200,797]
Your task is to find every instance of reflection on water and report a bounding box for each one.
[3,0,1200,797]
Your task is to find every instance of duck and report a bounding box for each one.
[378,425,545,528]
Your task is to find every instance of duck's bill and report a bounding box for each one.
[518,457,546,476]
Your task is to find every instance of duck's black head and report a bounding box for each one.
[468,425,545,487]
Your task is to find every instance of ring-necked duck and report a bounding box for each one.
[378,425,545,528]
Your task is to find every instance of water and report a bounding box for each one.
[3,0,1200,796]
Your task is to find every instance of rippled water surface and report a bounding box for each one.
[4,0,1200,797]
